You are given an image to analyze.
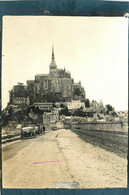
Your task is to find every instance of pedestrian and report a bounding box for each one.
[43,125,45,134]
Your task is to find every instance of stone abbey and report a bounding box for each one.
[9,46,85,108]
[26,46,85,105]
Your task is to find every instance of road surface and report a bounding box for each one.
[2,129,127,189]
[72,129,128,158]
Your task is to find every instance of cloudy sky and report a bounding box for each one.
[2,16,128,111]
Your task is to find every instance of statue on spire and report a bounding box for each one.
[52,45,55,60]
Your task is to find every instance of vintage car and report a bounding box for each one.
[21,125,36,139]
[35,124,45,135]
[35,125,41,135]
[52,126,57,131]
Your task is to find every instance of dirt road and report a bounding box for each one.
[2,129,127,189]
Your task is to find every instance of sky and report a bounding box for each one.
[2,16,128,111]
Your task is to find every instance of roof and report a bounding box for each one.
[34,102,53,105]
[74,82,80,85]
[35,74,48,77]
[27,80,34,83]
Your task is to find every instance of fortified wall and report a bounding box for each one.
[72,122,128,132]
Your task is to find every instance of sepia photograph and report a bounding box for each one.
[1,16,128,189]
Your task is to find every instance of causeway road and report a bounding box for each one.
[2,129,127,189]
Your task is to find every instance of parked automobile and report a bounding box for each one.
[21,125,36,139]
[52,126,57,131]
[35,125,42,135]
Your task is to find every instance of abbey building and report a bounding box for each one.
[26,46,85,105]
[8,46,86,109]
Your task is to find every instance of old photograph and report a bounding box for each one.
[1,16,128,189]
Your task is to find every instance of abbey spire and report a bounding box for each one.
[50,45,57,70]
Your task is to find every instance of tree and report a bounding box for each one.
[105,104,113,114]
[59,106,70,116]
[74,88,82,96]
[53,103,56,108]
[84,99,90,108]
[60,103,65,108]
[73,109,84,117]
[111,111,118,117]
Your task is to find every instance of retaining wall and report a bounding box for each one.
[75,122,128,132]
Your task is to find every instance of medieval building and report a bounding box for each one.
[9,83,29,108]
[9,46,85,110]
[27,46,85,105]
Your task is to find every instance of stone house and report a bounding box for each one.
[43,109,59,130]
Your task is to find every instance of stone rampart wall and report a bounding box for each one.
[75,122,128,132]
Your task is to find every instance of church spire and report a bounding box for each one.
[52,45,55,60]
[50,45,57,71]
